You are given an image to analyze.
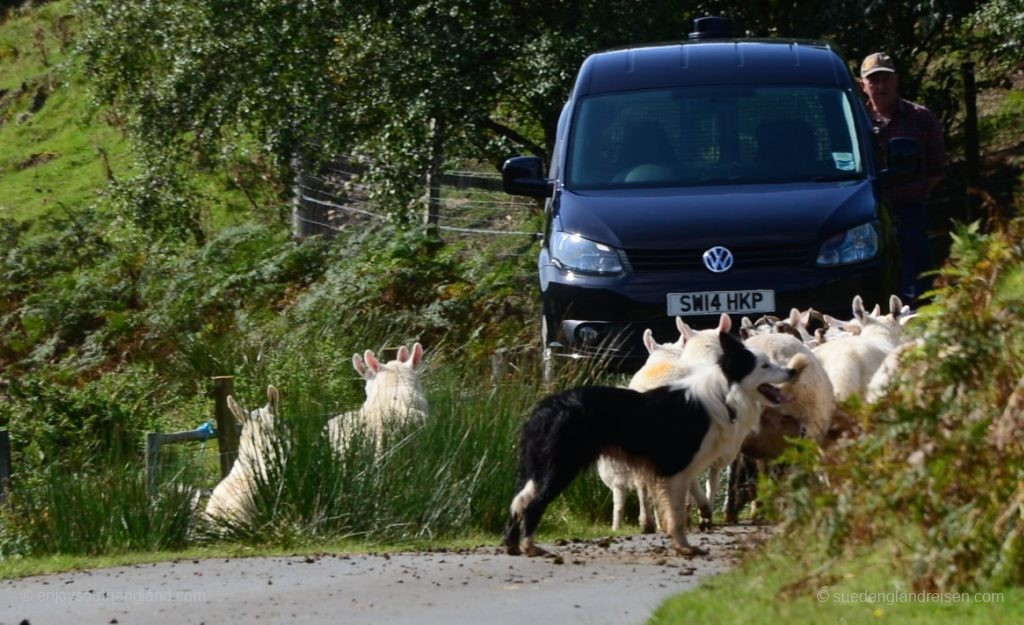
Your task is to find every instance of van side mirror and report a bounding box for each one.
[878,137,921,189]
[502,156,554,198]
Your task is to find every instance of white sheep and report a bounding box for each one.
[204,384,280,524]
[813,295,903,401]
[327,343,427,454]
[597,315,725,532]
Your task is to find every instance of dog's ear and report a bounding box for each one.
[718,328,755,385]
[408,342,424,368]
[643,328,656,354]
[266,385,280,416]
[814,327,827,344]
[227,395,249,424]
[716,313,732,334]
[870,303,881,317]
[718,326,743,354]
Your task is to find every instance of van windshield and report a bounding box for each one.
[566,85,864,189]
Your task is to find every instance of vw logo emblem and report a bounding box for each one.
[702,246,734,273]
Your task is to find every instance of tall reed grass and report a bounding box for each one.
[0,350,619,556]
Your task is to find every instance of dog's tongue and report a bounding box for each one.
[758,383,792,404]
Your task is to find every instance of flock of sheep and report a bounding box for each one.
[202,294,918,536]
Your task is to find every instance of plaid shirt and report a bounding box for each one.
[870,98,948,204]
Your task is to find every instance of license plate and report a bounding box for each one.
[667,290,775,316]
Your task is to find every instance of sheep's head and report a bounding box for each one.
[227,385,279,467]
[852,294,903,347]
[352,343,427,417]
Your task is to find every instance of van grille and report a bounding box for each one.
[622,245,812,272]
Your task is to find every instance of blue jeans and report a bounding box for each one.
[890,201,932,306]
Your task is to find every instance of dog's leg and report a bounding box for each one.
[667,472,707,557]
[504,479,538,555]
[521,470,578,557]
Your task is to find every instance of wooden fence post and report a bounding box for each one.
[491,348,507,387]
[213,376,240,479]
[0,429,11,502]
[145,431,162,497]
[425,117,445,230]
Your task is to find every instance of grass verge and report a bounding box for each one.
[651,530,1024,624]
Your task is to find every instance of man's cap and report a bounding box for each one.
[861,52,896,78]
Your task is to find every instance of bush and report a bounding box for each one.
[775,216,1024,592]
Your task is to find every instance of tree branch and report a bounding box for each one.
[479,117,547,160]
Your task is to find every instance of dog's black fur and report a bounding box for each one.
[504,330,776,556]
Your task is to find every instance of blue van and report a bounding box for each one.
[502,18,919,374]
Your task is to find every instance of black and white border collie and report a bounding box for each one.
[504,328,796,557]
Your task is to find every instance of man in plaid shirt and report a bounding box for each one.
[860,52,948,307]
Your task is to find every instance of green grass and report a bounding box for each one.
[0,1,131,224]
[0,0,281,230]
[651,531,1024,624]
[0,357,624,571]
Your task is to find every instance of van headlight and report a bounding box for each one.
[550,231,623,274]
[816,222,880,266]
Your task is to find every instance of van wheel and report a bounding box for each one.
[541,314,555,383]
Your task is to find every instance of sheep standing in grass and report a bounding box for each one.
[327,343,427,454]
[204,385,280,524]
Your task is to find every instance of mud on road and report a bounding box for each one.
[3,525,769,625]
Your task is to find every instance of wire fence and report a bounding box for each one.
[291,156,542,242]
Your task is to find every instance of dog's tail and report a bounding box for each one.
[503,479,537,554]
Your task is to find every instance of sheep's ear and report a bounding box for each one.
[889,295,903,319]
[227,396,249,423]
[823,314,846,329]
[740,326,753,340]
[353,353,368,377]
[852,295,866,324]
[789,308,802,328]
[408,342,424,368]
[642,328,656,354]
[364,350,381,374]
[266,385,280,416]
[396,345,410,363]
[814,327,827,344]
[741,316,754,330]
[717,313,732,334]
[870,303,881,317]
[676,316,694,342]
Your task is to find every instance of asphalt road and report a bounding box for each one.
[2,526,767,625]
